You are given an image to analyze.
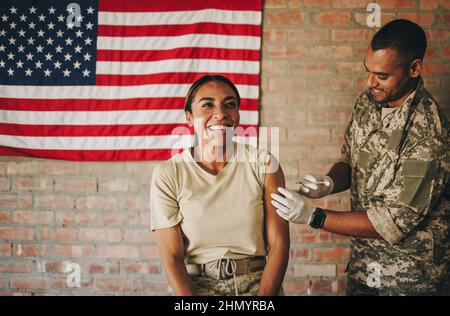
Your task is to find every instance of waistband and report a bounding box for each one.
[186,257,266,280]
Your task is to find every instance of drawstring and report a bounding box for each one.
[214,258,239,296]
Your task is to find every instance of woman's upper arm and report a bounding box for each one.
[263,155,290,248]
[155,225,185,260]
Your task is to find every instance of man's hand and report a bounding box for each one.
[298,174,334,198]
[271,187,316,224]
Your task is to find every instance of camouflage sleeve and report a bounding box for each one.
[367,136,449,244]
[336,108,355,166]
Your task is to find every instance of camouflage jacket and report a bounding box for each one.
[341,78,450,295]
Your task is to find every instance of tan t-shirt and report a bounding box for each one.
[150,142,271,264]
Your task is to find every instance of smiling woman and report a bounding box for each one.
[150,75,290,296]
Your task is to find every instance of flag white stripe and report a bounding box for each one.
[0,84,259,99]
[97,34,260,51]
[0,110,259,126]
[0,134,257,150]
[98,9,262,26]
[96,59,260,75]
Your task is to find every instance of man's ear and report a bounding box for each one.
[186,111,193,126]
[409,59,423,78]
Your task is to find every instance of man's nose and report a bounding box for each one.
[367,73,378,88]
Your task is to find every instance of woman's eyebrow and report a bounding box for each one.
[224,96,237,101]
[198,97,215,102]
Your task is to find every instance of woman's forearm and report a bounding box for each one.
[257,242,290,296]
[163,256,197,296]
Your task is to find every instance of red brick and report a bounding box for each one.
[313,247,350,262]
[88,263,119,275]
[35,195,74,209]
[292,62,332,74]
[444,46,450,58]
[95,278,148,293]
[0,243,11,256]
[15,177,53,191]
[80,162,125,174]
[0,211,10,224]
[44,261,65,273]
[37,161,79,175]
[40,228,77,241]
[313,12,350,25]
[263,27,286,42]
[337,62,364,73]
[423,63,450,76]
[12,244,51,257]
[282,279,310,295]
[331,78,355,91]
[0,178,10,191]
[54,177,97,192]
[264,0,286,9]
[11,278,50,290]
[79,228,122,242]
[261,60,288,75]
[311,280,333,295]
[119,262,160,274]
[420,0,439,9]
[125,162,158,175]
[354,13,397,27]
[55,211,95,226]
[337,264,348,277]
[0,195,33,208]
[139,246,160,259]
[55,245,95,257]
[304,0,330,7]
[76,196,117,210]
[123,229,154,243]
[121,196,148,210]
[0,292,33,296]
[99,211,140,226]
[265,11,305,25]
[288,29,329,41]
[293,264,336,277]
[377,0,415,8]
[288,128,331,144]
[309,45,353,59]
[98,245,140,259]
[332,29,371,42]
[6,162,39,175]
[13,211,53,225]
[289,248,312,260]
[398,13,435,26]
[97,178,130,192]
[331,0,367,8]
[308,112,348,126]
[427,30,450,41]
[0,227,34,241]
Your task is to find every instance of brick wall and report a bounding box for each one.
[0,0,449,296]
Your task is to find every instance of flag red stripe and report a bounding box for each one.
[96,48,260,62]
[0,146,179,161]
[0,98,258,111]
[99,0,262,12]
[98,23,260,37]
[0,124,257,137]
[96,73,259,86]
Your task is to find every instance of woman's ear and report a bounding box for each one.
[409,59,423,78]
[186,111,193,126]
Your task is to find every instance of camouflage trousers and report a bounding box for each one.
[190,270,285,296]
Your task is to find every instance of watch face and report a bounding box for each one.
[310,209,326,229]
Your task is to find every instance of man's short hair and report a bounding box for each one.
[371,19,427,64]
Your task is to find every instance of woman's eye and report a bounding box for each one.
[225,103,237,109]
[377,76,388,80]
[201,103,213,108]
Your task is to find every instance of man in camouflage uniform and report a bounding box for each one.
[271,19,449,295]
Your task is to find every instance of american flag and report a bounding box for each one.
[0,0,262,161]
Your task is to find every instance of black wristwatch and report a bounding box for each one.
[309,207,327,229]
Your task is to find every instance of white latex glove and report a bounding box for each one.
[298,174,334,198]
[271,187,316,224]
